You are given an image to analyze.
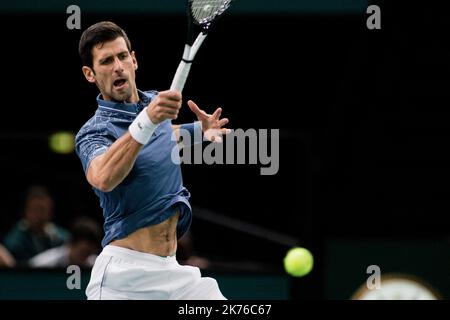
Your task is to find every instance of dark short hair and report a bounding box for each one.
[25,185,51,201]
[23,185,53,207]
[78,21,132,68]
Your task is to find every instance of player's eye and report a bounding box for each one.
[119,52,129,60]
[100,57,113,65]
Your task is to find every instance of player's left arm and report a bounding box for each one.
[172,100,230,147]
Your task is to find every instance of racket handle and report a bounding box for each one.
[170,34,207,92]
[170,60,192,92]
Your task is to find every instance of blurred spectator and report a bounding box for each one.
[0,243,16,268]
[29,217,101,268]
[2,185,69,265]
[177,231,210,270]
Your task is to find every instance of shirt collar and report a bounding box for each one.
[97,89,153,114]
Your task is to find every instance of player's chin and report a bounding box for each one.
[111,90,132,102]
[111,85,131,97]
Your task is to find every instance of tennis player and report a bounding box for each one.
[75,21,229,300]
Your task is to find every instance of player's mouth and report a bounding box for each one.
[113,78,128,90]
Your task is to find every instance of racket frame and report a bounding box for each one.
[170,0,231,92]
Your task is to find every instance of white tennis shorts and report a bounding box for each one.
[86,245,226,300]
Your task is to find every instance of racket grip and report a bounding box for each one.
[170,60,192,92]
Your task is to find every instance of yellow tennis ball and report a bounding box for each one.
[283,247,313,277]
[49,131,75,154]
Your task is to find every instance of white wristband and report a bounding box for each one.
[129,107,159,145]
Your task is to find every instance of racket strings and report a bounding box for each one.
[190,0,231,25]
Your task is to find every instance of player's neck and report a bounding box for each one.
[127,88,139,104]
[103,89,139,104]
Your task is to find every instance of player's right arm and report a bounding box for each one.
[86,132,142,192]
[85,90,182,192]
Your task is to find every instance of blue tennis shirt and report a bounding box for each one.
[75,90,192,247]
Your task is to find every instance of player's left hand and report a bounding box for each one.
[187,100,231,143]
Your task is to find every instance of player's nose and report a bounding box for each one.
[113,56,124,73]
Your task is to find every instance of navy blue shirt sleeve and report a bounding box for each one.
[75,116,116,173]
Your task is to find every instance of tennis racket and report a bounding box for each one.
[170,0,233,92]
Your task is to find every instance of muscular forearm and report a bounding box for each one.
[87,132,143,192]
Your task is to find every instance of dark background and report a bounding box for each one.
[1,1,449,299]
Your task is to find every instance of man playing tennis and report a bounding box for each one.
[76,21,228,300]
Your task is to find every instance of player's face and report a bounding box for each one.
[85,37,138,103]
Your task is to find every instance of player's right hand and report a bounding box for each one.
[146,90,182,123]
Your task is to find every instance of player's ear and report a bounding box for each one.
[82,66,96,83]
[131,51,138,71]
